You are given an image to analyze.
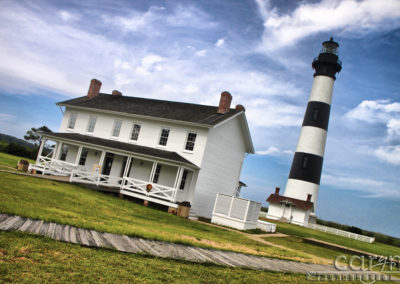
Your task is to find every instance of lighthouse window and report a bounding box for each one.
[302,155,309,169]
[312,108,319,121]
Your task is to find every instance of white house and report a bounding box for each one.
[29,79,254,218]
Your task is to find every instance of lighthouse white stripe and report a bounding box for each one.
[309,76,334,105]
[283,179,320,209]
[295,126,327,157]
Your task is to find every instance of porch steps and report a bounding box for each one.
[0,213,344,274]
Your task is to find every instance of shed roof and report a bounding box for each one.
[42,132,198,168]
[267,194,314,211]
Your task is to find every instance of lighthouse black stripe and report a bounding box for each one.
[302,101,331,130]
[288,152,323,185]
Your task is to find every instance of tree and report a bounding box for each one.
[24,126,52,146]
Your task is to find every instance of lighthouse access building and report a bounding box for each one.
[267,38,342,226]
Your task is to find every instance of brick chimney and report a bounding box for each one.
[217,91,232,114]
[235,104,245,112]
[275,187,280,195]
[87,79,102,98]
[307,194,312,202]
[112,90,122,96]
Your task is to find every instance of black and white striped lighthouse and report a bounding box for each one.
[283,38,342,210]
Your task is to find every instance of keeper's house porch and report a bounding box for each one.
[29,133,198,208]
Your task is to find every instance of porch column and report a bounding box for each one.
[55,142,63,160]
[173,167,183,189]
[51,142,59,159]
[149,162,157,182]
[121,156,132,187]
[98,151,106,170]
[74,146,83,165]
[36,138,47,163]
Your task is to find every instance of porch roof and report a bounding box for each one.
[43,132,198,169]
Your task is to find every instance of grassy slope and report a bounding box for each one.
[0,172,308,261]
[262,218,400,257]
[0,152,35,168]
[0,231,310,284]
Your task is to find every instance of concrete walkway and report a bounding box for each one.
[0,213,334,274]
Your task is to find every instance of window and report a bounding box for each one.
[153,164,162,183]
[78,149,88,166]
[312,108,319,121]
[60,145,69,161]
[185,132,197,151]
[130,123,141,141]
[111,120,123,137]
[179,170,189,190]
[158,128,170,146]
[87,116,97,133]
[68,113,78,129]
[302,155,309,169]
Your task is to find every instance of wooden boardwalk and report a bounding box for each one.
[0,213,336,273]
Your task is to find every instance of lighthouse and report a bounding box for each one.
[267,38,342,225]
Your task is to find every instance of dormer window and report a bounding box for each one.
[130,123,141,141]
[111,119,122,137]
[159,128,170,146]
[87,115,97,133]
[68,113,78,129]
[185,132,197,151]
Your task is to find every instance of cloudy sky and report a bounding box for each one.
[0,0,399,237]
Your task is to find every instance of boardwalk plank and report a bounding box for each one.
[54,224,63,240]
[0,216,19,230]
[18,219,33,232]
[0,214,10,223]
[122,236,142,253]
[47,223,56,238]
[78,228,90,246]
[33,220,44,234]
[90,230,104,247]
[62,225,70,242]
[9,217,25,231]
[137,239,162,256]
[186,247,216,263]
[69,227,77,244]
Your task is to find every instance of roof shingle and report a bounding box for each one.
[267,194,314,211]
[57,94,241,126]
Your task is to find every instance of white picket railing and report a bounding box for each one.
[70,170,123,187]
[29,156,77,176]
[122,177,178,202]
[305,223,375,243]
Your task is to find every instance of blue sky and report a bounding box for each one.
[0,0,399,237]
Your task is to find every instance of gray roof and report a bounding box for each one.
[57,94,242,126]
[42,132,197,168]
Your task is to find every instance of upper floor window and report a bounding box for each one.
[111,119,123,137]
[130,123,141,141]
[159,128,170,146]
[87,116,97,133]
[185,132,197,151]
[68,113,78,129]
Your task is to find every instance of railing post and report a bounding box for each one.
[228,195,234,218]
[212,193,219,215]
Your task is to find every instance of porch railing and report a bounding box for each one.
[29,156,78,176]
[70,170,123,187]
[121,177,178,202]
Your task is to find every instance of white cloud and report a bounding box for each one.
[346,99,400,124]
[215,38,225,48]
[372,145,400,165]
[59,11,79,22]
[322,173,400,198]
[256,146,293,156]
[195,49,207,57]
[387,119,400,144]
[255,0,400,52]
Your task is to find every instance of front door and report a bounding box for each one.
[102,153,114,175]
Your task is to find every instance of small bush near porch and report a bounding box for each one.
[0,172,309,262]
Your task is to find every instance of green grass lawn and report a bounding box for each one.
[261,218,400,258]
[0,152,35,168]
[0,231,373,284]
[0,171,310,261]
[0,231,310,284]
